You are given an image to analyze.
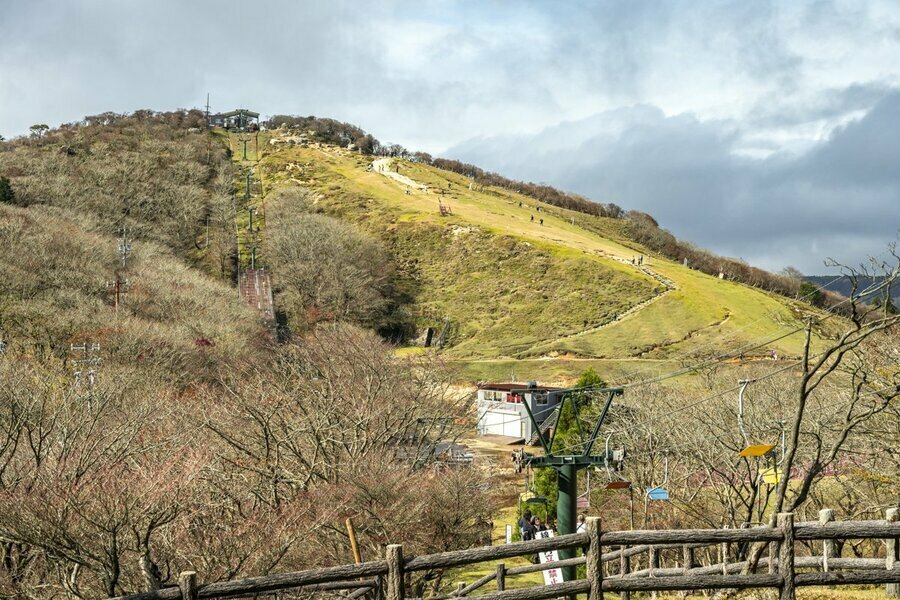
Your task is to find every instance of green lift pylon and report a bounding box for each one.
[518,385,624,582]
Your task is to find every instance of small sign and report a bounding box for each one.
[535,529,564,584]
[647,486,670,501]
[505,524,512,544]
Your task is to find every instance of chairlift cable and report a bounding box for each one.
[622,257,897,386]
[547,359,811,457]
[615,268,893,391]
[611,272,853,385]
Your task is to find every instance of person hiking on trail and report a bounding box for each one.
[576,514,587,534]
[531,214,534,222]
[631,256,635,265]
[405,186,410,195]
[539,218,543,226]
[519,510,535,541]
[639,255,644,265]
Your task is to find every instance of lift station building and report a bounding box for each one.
[475,382,562,440]
[209,109,260,131]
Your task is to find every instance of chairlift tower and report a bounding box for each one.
[70,342,101,390]
[518,386,625,583]
[118,228,132,269]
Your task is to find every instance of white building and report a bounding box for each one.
[475,382,562,440]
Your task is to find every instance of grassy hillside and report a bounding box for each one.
[256,134,834,378]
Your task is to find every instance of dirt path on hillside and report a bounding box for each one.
[372,158,428,190]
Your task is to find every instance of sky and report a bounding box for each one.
[1,0,899,273]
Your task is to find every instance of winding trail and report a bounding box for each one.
[371,158,427,190]
[370,157,688,356]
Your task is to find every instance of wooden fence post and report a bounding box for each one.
[455,582,465,596]
[495,563,506,592]
[585,517,603,600]
[682,545,695,600]
[778,513,795,600]
[386,544,404,600]
[178,571,198,600]
[619,546,631,600]
[721,526,729,576]
[819,508,835,572]
[887,507,899,598]
[649,546,659,600]
[682,545,695,574]
[768,539,778,574]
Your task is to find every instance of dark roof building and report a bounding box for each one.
[209,108,260,131]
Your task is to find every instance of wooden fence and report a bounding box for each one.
[114,507,900,600]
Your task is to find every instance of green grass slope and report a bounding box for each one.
[257,137,834,374]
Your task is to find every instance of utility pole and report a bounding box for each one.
[118,228,132,269]
[106,276,130,317]
[205,93,211,125]
[520,386,625,585]
[241,138,249,161]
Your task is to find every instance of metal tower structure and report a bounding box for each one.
[518,385,625,582]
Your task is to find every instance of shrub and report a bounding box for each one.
[0,176,13,204]
[265,189,394,330]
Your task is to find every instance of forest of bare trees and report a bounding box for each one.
[0,114,493,597]
[0,110,235,276]
[0,326,491,597]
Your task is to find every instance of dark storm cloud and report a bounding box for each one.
[446,89,900,274]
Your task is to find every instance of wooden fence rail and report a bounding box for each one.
[113,507,900,600]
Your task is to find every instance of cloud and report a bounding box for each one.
[446,89,900,274]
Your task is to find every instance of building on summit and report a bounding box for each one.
[209,109,259,131]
